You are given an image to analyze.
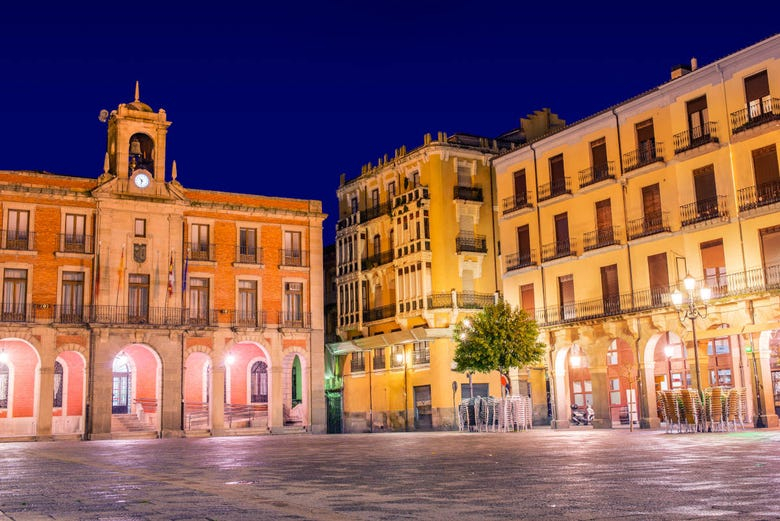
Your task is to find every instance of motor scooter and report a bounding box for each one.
[570,404,594,425]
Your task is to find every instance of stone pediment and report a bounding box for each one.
[91,174,188,202]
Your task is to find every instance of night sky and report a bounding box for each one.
[0,4,776,245]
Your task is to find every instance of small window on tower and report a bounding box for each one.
[135,219,146,237]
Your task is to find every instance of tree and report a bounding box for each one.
[452,300,545,394]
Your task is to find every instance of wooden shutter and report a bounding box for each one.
[554,213,569,245]
[596,199,612,230]
[636,119,655,144]
[549,154,565,185]
[590,138,608,168]
[513,169,527,198]
[516,225,530,255]
[642,184,661,219]
[648,253,669,290]
[745,71,769,103]
[760,227,780,270]
[752,145,780,188]
[520,284,534,314]
[693,165,717,202]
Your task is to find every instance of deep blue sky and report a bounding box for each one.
[0,4,776,246]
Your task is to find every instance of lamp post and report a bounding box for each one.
[663,344,674,390]
[671,274,711,395]
[745,341,765,428]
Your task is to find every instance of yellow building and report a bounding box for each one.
[0,85,327,440]
[496,34,780,428]
[331,133,511,432]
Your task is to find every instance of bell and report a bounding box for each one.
[129,138,142,155]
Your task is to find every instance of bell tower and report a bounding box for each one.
[105,82,172,185]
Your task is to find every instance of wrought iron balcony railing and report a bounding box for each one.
[426,291,495,310]
[278,311,311,328]
[361,250,394,270]
[730,97,780,133]
[362,304,396,322]
[538,177,571,202]
[456,233,487,253]
[673,121,718,153]
[236,246,263,264]
[627,212,670,240]
[280,249,310,267]
[229,310,267,329]
[541,238,577,262]
[737,181,780,211]
[58,234,94,254]
[188,244,215,261]
[680,195,728,226]
[578,162,615,188]
[501,192,533,214]
[453,185,484,202]
[504,250,537,273]
[1,230,35,251]
[337,212,361,231]
[413,347,431,365]
[89,306,219,327]
[582,226,621,252]
[362,201,392,222]
[623,142,664,172]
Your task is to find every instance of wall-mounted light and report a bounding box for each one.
[569,343,582,368]
[225,353,236,365]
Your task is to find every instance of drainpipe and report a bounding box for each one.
[530,142,547,320]
[489,155,501,296]
[612,108,634,303]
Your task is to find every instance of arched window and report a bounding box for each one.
[250,361,268,403]
[0,362,8,409]
[291,356,302,406]
[128,133,155,175]
[53,361,63,408]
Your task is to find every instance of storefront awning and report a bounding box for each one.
[326,326,453,354]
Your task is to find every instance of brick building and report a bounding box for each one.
[0,85,326,440]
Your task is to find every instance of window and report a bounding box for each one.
[0,362,8,408]
[351,197,358,214]
[238,280,257,326]
[607,344,618,365]
[6,209,30,250]
[693,164,718,219]
[513,169,527,205]
[239,228,258,263]
[371,189,379,208]
[710,368,732,387]
[189,278,210,325]
[350,351,365,372]
[387,181,396,198]
[128,274,149,323]
[411,171,420,188]
[457,163,471,186]
[707,337,730,356]
[686,96,709,139]
[595,199,614,246]
[745,70,770,117]
[701,240,727,293]
[373,348,386,370]
[648,252,669,306]
[609,378,621,405]
[601,264,620,314]
[134,218,146,238]
[373,234,381,256]
[760,226,780,285]
[61,271,84,323]
[558,274,575,320]
[53,361,63,408]
[590,138,608,179]
[284,282,303,324]
[549,154,565,193]
[250,361,268,403]
[413,341,430,365]
[572,379,592,407]
[65,214,87,252]
[283,231,303,266]
[636,119,656,161]
[191,224,210,261]
[520,284,534,315]
[3,268,27,321]
[554,213,570,255]
[752,144,780,195]
[516,225,531,261]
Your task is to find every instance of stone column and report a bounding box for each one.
[36,365,54,440]
[589,367,612,429]
[269,363,285,433]
[160,335,184,438]
[89,331,114,440]
[756,347,779,427]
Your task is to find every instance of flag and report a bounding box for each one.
[182,256,188,295]
[117,246,125,292]
[167,252,175,296]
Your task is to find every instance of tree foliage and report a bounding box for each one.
[452,300,545,379]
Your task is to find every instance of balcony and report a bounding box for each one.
[362,304,396,322]
[730,97,780,134]
[680,196,728,227]
[627,212,670,240]
[188,244,215,262]
[362,201,391,222]
[280,249,310,267]
[90,306,218,327]
[537,177,571,202]
[623,142,664,172]
[531,264,780,327]
[673,122,718,154]
[58,234,94,254]
[737,181,780,211]
[0,303,39,323]
[278,311,311,329]
[504,250,537,273]
[502,192,533,214]
[578,162,615,188]
[426,291,495,310]
[236,246,263,264]
[453,185,483,202]
[456,233,487,253]
[229,310,266,329]
[362,250,394,270]
[541,238,576,263]
[1,230,35,251]
[337,213,361,231]
[583,226,621,252]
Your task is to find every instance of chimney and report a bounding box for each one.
[691,57,698,71]
[671,63,691,80]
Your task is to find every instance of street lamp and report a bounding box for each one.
[663,344,674,390]
[671,274,711,395]
[745,341,766,428]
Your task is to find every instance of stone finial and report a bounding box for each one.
[172,160,178,181]
[103,152,109,174]
[134,81,140,102]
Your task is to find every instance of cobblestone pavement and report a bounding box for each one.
[2,427,780,520]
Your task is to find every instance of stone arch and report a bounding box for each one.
[111,343,163,432]
[53,350,86,435]
[281,348,309,426]
[0,337,42,436]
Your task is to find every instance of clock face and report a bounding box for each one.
[134,173,150,188]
